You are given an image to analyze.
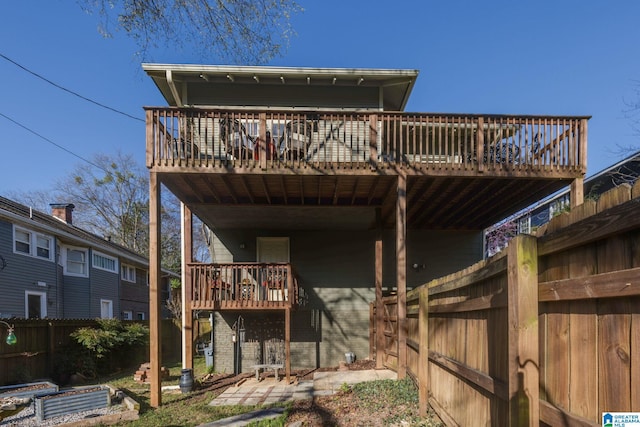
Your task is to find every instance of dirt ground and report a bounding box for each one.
[290,360,441,426]
[201,359,441,426]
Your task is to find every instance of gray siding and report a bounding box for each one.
[0,220,59,318]
[89,255,120,318]
[120,266,150,319]
[63,275,91,319]
[211,228,483,369]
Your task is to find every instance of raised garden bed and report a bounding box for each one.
[34,386,110,422]
[0,381,58,399]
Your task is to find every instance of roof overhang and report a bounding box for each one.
[142,64,419,111]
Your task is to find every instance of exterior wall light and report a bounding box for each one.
[0,320,16,345]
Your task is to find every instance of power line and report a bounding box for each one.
[0,112,113,175]
[0,52,144,122]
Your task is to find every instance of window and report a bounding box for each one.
[550,196,570,218]
[92,251,118,273]
[14,229,30,254]
[13,226,54,261]
[121,264,136,282]
[62,246,88,277]
[25,291,47,319]
[122,311,133,320]
[518,216,531,235]
[136,312,145,320]
[100,300,113,319]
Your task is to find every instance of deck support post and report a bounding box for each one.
[396,172,407,379]
[149,171,162,407]
[181,203,194,370]
[375,207,384,369]
[285,307,291,383]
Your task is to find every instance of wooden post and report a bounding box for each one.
[579,118,588,175]
[149,171,162,407]
[375,207,385,369]
[181,203,193,370]
[396,173,407,379]
[285,307,291,383]
[571,177,584,208]
[369,303,374,360]
[259,113,267,169]
[369,114,378,167]
[507,235,539,426]
[476,117,485,173]
[146,109,154,168]
[418,285,429,417]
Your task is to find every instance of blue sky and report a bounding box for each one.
[1,0,640,195]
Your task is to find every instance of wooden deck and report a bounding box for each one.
[146,108,587,175]
[145,108,588,231]
[188,262,299,310]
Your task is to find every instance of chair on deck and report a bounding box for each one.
[219,117,255,160]
[279,119,313,160]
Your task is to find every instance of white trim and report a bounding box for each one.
[121,264,137,283]
[100,299,114,319]
[61,245,89,277]
[0,209,148,265]
[12,225,54,262]
[122,310,133,320]
[92,250,118,273]
[25,291,47,319]
[257,237,290,263]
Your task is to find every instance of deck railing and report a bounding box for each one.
[188,262,299,310]
[146,108,588,174]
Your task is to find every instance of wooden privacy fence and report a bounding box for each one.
[0,319,181,386]
[375,181,640,426]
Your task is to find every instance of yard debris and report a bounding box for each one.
[133,363,170,383]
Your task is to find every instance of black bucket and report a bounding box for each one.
[179,368,194,393]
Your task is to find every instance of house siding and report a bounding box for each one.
[0,220,59,318]
[63,275,91,319]
[89,258,120,318]
[211,228,482,370]
[120,266,149,319]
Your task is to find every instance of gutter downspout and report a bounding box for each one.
[166,70,183,107]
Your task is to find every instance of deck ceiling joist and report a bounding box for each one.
[161,172,573,231]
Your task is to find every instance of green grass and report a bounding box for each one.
[102,356,285,427]
[100,359,440,426]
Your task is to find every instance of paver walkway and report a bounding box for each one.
[198,369,396,426]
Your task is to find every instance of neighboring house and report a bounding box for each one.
[141,64,589,405]
[0,196,175,320]
[485,149,640,256]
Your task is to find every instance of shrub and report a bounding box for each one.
[70,319,149,375]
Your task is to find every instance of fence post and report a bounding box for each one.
[507,235,539,426]
[418,285,429,417]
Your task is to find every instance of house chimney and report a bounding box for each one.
[50,203,75,225]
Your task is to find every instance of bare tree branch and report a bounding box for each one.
[77,0,302,63]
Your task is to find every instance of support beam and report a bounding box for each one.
[181,203,194,370]
[285,308,291,383]
[396,173,407,378]
[375,208,384,369]
[149,172,162,407]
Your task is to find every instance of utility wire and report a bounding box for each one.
[0,52,144,122]
[0,112,112,175]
